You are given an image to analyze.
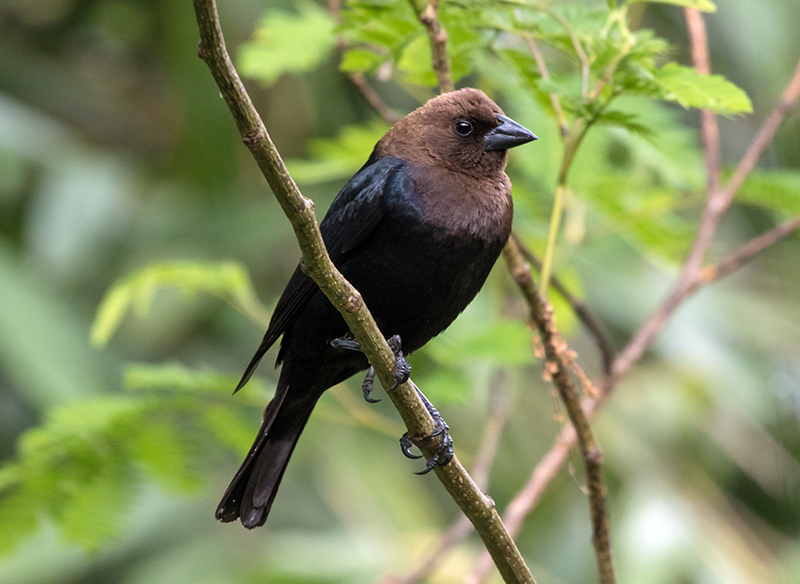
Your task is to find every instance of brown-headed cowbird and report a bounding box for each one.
[216,88,536,528]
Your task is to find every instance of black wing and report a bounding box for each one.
[234,156,408,391]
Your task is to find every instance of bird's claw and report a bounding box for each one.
[398,384,454,474]
[332,334,411,404]
[361,367,381,403]
[400,433,423,459]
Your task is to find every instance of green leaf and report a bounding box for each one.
[131,423,200,493]
[124,362,242,396]
[594,110,655,138]
[91,262,268,347]
[651,63,752,115]
[286,122,390,185]
[238,1,336,86]
[428,319,535,367]
[628,0,717,13]
[340,48,386,74]
[737,170,800,215]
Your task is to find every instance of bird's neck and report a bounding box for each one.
[409,165,513,242]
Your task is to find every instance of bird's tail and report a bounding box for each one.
[215,381,318,528]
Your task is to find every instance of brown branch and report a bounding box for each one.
[348,72,401,124]
[193,1,534,582]
[612,56,800,384]
[721,58,800,209]
[512,234,615,376]
[701,214,800,284]
[469,51,800,584]
[411,0,454,93]
[329,0,401,124]
[685,8,721,194]
[502,238,616,584]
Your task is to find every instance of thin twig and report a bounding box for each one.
[701,214,800,284]
[720,58,800,209]
[411,0,454,93]
[192,1,534,582]
[612,56,800,383]
[550,10,590,99]
[503,239,616,584]
[328,0,401,124]
[685,8,721,194]
[523,34,569,137]
[348,72,401,124]
[512,234,614,376]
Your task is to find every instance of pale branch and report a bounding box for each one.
[685,8,721,194]
[410,0,454,93]
[348,72,402,124]
[612,57,800,383]
[523,34,569,137]
[720,57,800,209]
[503,238,616,584]
[192,1,534,582]
[701,214,800,284]
[511,234,615,376]
[468,45,800,584]
[328,0,401,125]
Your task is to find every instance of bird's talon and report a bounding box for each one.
[400,433,423,459]
[361,367,381,403]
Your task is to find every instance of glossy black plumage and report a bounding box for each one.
[216,88,536,528]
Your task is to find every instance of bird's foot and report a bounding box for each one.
[400,384,454,475]
[330,334,411,404]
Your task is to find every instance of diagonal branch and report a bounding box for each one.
[329,0,401,124]
[701,214,800,284]
[384,374,510,584]
[512,234,615,376]
[523,34,569,137]
[503,238,616,584]
[192,1,534,582]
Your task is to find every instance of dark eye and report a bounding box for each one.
[454,120,473,136]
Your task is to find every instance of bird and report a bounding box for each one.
[216,88,537,529]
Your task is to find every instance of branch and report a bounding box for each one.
[685,8,721,194]
[721,57,800,208]
[511,234,615,376]
[348,72,402,124]
[612,55,800,383]
[469,46,800,584]
[523,34,569,137]
[329,0,401,124]
[192,1,534,582]
[410,0,454,93]
[503,238,616,584]
[385,373,510,584]
[701,214,800,284]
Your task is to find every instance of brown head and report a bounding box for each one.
[374,88,536,179]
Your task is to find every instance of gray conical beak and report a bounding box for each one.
[484,114,538,152]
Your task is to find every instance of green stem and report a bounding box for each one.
[539,119,587,296]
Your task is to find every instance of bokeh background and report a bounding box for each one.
[1,0,799,583]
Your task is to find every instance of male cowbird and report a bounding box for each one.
[217,88,536,528]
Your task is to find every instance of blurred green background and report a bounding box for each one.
[1,0,799,583]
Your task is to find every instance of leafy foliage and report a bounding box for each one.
[239,1,337,85]
[90,261,270,347]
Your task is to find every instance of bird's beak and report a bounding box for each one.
[484,114,537,152]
